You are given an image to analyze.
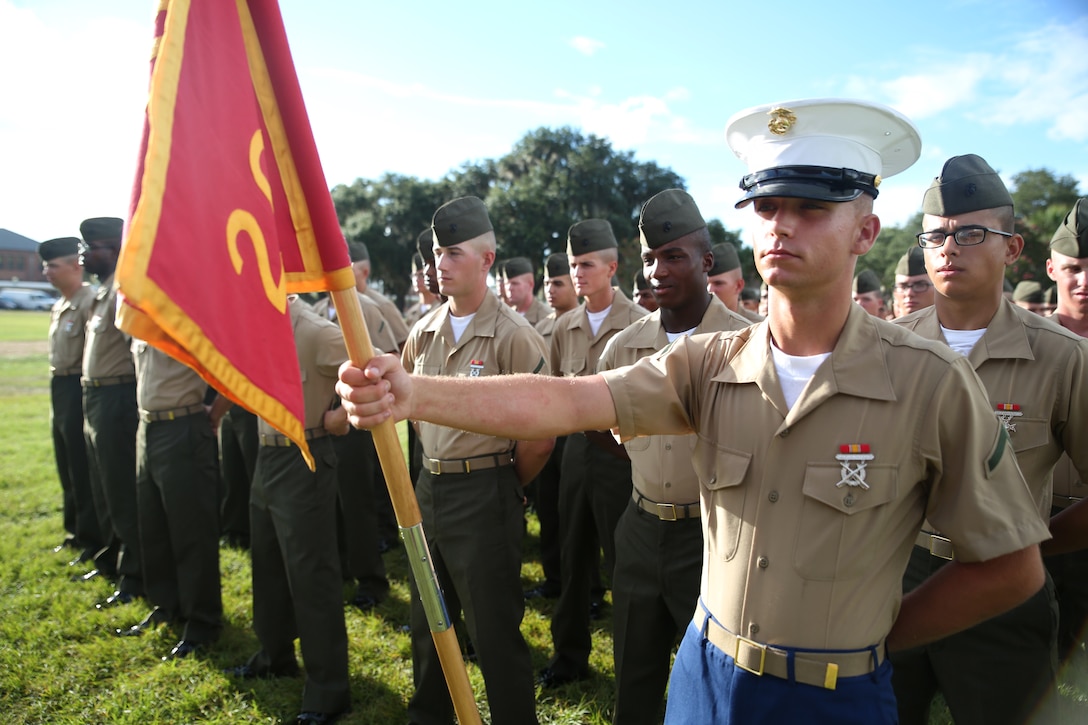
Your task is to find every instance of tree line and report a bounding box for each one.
[331,127,1081,305]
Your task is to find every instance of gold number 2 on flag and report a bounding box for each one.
[226,130,287,313]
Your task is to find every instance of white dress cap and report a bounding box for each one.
[725,98,922,207]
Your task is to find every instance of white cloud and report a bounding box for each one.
[569,35,605,56]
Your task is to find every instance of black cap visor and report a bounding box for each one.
[734,165,879,208]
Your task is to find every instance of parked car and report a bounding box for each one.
[0,289,56,311]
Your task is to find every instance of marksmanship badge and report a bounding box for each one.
[995,403,1022,433]
[469,359,485,377]
[835,444,874,489]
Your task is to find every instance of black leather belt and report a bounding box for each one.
[633,490,699,521]
[139,404,206,423]
[81,374,136,387]
[52,367,82,377]
[915,530,954,560]
[422,451,514,475]
[260,428,329,447]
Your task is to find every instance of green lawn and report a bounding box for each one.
[1,309,1086,723]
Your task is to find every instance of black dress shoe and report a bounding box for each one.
[295,709,347,724]
[589,600,603,621]
[223,662,300,679]
[114,610,170,637]
[537,665,589,689]
[68,549,95,567]
[71,568,100,582]
[377,537,393,554]
[349,592,378,612]
[163,640,202,661]
[95,591,136,610]
[53,538,78,553]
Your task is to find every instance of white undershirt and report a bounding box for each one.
[587,305,612,336]
[449,311,476,344]
[770,343,831,410]
[665,326,698,343]
[941,325,987,357]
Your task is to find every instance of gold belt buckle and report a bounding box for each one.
[656,502,678,521]
[734,635,767,676]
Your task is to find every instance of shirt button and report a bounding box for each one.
[749,623,760,636]
[664,481,671,488]
[665,443,672,450]
[757,556,769,569]
[843,493,856,507]
[708,476,716,484]
[768,491,779,503]
[780,428,790,438]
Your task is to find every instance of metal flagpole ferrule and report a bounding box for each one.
[401,523,451,631]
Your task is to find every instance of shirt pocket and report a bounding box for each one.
[692,437,751,561]
[560,357,586,377]
[794,463,898,581]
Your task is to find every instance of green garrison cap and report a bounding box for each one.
[566,219,617,256]
[411,252,424,271]
[708,243,741,276]
[633,268,650,291]
[895,245,927,277]
[1050,199,1088,258]
[38,237,81,261]
[347,241,369,263]
[79,217,123,243]
[1012,280,1044,304]
[922,154,1013,216]
[416,228,435,262]
[638,189,706,249]
[544,253,569,278]
[853,268,882,294]
[432,196,493,247]
[740,286,760,303]
[503,256,534,279]
[1045,285,1057,305]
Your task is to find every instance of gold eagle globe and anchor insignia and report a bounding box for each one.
[767,107,797,135]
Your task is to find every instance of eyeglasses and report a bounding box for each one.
[916,226,1013,249]
[893,280,933,294]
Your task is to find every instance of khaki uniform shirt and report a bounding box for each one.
[258,299,348,436]
[519,297,552,326]
[363,287,410,349]
[550,288,648,379]
[402,291,549,460]
[895,299,1088,520]
[133,341,206,412]
[601,304,1048,651]
[535,312,559,342]
[311,292,396,355]
[739,306,765,324]
[598,297,751,506]
[404,300,438,328]
[83,276,135,380]
[49,284,94,375]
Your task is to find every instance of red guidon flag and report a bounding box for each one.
[116,0,354,466]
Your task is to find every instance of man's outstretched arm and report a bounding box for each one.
[337,354,619,440]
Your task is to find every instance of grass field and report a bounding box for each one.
[1,308,1087,724]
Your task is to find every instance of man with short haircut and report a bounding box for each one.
[892,245,934,318]
[852,269,886,317]
[632,269,658,312]
[600,189,751,724]
[348,241,410,350]
[739,285,760,313]
[404,252,439,327]
[78,217,144,607]
[891,154,1088,725]
[1012,279,1047,315]
[526,253,580,601]
[707,241,763,323]
[40,237,99,563]
[339,99,1048,724]
[503,256,551,324]
[539,218,648,688]
[1041,199,1088,663]
[403,197,553,724]
[227,295,353,725]
[119,341,224,661]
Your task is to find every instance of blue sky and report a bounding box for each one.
[2,0,1086,246]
